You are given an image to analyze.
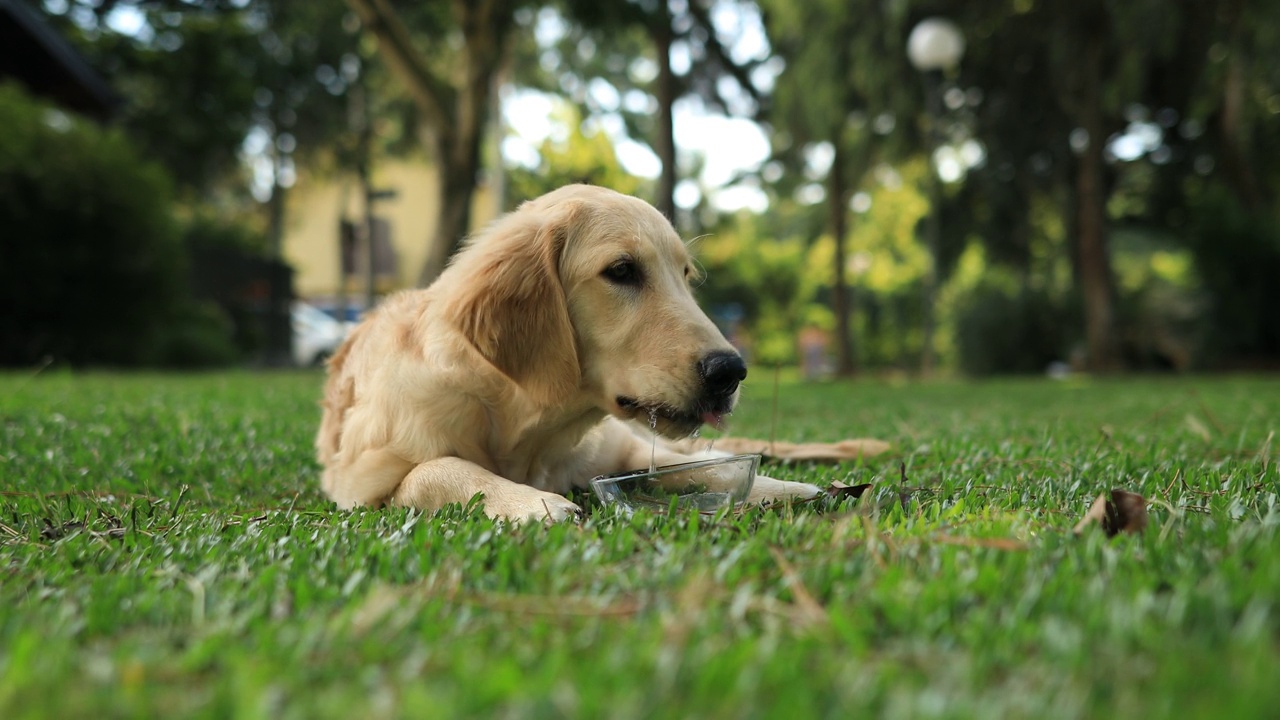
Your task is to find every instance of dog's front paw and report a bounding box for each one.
[747,475,822,504]
[532,493,584,524]
[485,489,583,525]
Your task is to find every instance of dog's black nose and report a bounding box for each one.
[698,351,747,397]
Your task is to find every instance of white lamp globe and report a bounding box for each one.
[907,18,965,71]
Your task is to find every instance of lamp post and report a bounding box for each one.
[907,18,964,377]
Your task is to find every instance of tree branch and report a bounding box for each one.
[343,0,454,130]
[685,0,766,112]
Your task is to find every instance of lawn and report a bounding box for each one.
[1,371,1277,718]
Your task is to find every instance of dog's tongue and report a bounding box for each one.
[701,411,726,429]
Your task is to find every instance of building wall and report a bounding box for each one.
[283,158,500,302]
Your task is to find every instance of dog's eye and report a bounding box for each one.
[602,259,642,286]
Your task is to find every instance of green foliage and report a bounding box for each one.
[762,0,913,151]
[30,0,1280,370]
[181,210,271,257]
[510,3,657,151]
[694,164,936,370]
[1,373,1278,716]
[85,11,262,195]
[505,103,646,208]
[953,277,1074,376]
[49,0,364,197]
[0,83,182,367]
[698,210,812,365]
[151,299,243,369]
[1184,185,1280,365]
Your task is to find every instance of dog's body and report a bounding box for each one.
[317,185,820,522]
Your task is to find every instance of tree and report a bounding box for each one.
[44,0,363,239]
[521,0,766,224]
[241,0,364,258]
[759,0,914,376]
[938,0,1207,371]
[0,84,182,366]
[342,0,521,286]
[506,103,645,205]
[47,3,262,198]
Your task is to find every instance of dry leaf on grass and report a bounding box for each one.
[678,437,891,462]
[1073,489,1148,537]
[824,480,873,500]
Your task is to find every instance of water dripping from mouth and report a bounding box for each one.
[648,408,659,474]
[707,411,730,454]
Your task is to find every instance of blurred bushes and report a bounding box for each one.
[1186,185,1280,367]
[0,83,243,368]
[153,299,242,368]
[953,280,1073,376]
[181,213,275,362]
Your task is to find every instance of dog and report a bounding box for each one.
[316,184,822,522]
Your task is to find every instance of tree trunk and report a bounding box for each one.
[1219,31,1264,210]
[652,3,677,222]
[343,0,510,288]
[1075,32,1119,372]
[419,144,480,286]
[919,70,944,378]
[268,148,286,261]
[828,141,855,377]
[417,44,496,283]
[417,3,504,286]
[267,146,291,367]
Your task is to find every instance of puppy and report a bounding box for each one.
[316,184,820,522]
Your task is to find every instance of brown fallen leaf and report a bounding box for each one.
[1073,489,1148,537]
[898,462,911,513]
[824,480,873,500]
[663,436,892,462]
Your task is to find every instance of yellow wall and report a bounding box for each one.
[283,158,500,300]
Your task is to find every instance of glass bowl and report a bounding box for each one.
[589,454,759,514]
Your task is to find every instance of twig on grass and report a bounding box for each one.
[769,363,780,457]
[8,357,54,396]
[860,514,893,568]
[1135,399,1183,430]
[1256,431,1274,476]
[898,462,912,514]
[1094,425,1124,455]
[1145,496,1182,545]
[168,484,189,522]
[1162,468,1187,498]
[462,593,643,618]
[1187,387,1226,436]
[927,534,1027,551]
[768,547,828,627]
[285,492,302,516]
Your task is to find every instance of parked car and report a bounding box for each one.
[319,304,365,324]
[292,301,349,367]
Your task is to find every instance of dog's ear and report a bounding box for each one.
[446,200,581,404]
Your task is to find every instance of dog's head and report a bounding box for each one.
[445,184,744,437]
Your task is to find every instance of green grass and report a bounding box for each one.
[1,371,1278,719]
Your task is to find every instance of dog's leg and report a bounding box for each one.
[745,474,821,503]
[390,457,582,524]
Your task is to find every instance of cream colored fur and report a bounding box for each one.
[316,184,820,522]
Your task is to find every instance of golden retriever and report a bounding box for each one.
[316,184,821,522]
